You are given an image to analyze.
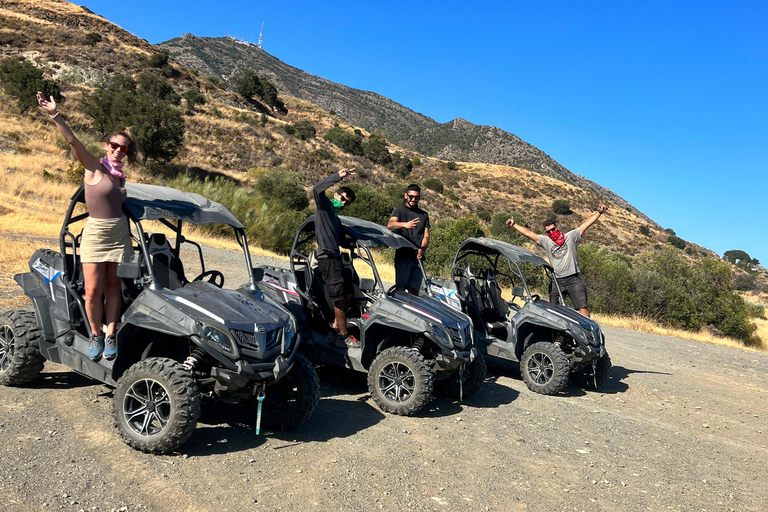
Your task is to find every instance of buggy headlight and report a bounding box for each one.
[283,317,296,353]
[200,322,234,354]
[430,324,454,349]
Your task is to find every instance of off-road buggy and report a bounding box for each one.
[257,215,485,416]
[429,237,611,395]
[1,183,319,453]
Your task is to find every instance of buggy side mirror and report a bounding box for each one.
[117,255,142,279]
[252,267,264,282]
[359,278,375,292]
[512,286,525,298]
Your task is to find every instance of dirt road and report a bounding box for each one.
[1,322,767,512]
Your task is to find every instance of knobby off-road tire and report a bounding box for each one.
[520,341,570,395]
[435,353,487,399]
[368,346,434,416]
[247,354,320,430]
[112,357,201,454]
[570,352,612,389]
[0,310,46,386]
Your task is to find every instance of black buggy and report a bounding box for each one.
[429,237,611,395]
[1,183,319,453]
[258,215,485,416]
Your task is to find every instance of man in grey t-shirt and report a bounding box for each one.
[506,205,608,317]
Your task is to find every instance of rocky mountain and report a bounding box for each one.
[159,35,647,221]
[159,34,435,141]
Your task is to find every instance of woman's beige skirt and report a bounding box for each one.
[80,216,133,263]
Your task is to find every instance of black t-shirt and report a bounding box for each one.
[313,173,343,256]
[390,204,430,258]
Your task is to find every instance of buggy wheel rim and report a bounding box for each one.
[122,378,172,437]
[377,361,416,403]
[527,352,554,384]
[0,325,13,372]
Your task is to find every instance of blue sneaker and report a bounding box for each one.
[89,334,104,361]
[103,334,116,360]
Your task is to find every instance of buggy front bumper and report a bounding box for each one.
[433,347,479,373]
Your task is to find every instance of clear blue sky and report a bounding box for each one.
[80,0,768,265]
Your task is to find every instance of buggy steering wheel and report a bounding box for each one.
[193,270,225,288]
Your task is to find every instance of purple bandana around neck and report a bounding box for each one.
[101,157,126,179]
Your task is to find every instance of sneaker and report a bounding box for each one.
[103,334,116,360]
[89,334,104,361]
[341,333,361,349]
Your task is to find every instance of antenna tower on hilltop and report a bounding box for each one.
[257,22,264,50]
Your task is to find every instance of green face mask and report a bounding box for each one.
[330,198,345,215]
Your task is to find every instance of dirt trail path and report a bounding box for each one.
[1,324,767,512]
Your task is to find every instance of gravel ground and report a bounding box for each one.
[2,238,767,512]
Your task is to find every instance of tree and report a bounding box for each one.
[723,250,755,270]
[552,199,571,215]
[258,76,286,113]
[236,69,262,100]
[0,57,63,114]
[84,74,185,164]
[182,87,206,112]
[130,94,185,165]
[138,73,181,105]
[391,152,413,178]
[364,132,391,166]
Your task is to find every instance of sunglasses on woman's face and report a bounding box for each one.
[108,141,129,153]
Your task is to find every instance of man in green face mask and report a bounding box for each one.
[312,168,359,348]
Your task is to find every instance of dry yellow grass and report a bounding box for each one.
[0,237,40,309]
[593,312,766,352]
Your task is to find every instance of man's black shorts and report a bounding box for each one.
[317,255,353,302]
[549,273,588,310]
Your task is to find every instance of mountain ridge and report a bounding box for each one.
[159,34,650,222]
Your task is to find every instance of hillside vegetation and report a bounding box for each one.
[0,0,765,347]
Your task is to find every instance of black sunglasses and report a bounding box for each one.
[546,227,557,234]
[406,194,420,200]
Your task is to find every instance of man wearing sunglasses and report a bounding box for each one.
[506,205,608,317]
[313,168,359,348]
[387,184,430,295]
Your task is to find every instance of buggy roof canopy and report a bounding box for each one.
[457,237,551,267]
[120,183,244,228]
[299,215,417,250]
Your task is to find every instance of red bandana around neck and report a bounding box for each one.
[548,229,565,246]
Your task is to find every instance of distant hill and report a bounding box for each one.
[159,35,648,221]
[159,34,436,141]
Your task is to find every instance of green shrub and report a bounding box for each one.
[255,169,308,211]
[551,199,571,215]
[444,189,459,201]
[85,32,102,45]
[148,50,169,68]
[363,132,391,166]
[392,152,413,178]
[323,125,364,156]
[341,183,399,225]
[284,120,316,140]
[138,72,181,105]
[424,217,485,277]
[639,224,650,236]
[667,235,686,250]
[423,177,444,194]
[411,156,422,167]
[476,207,491,223]
[0,57,63,113]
